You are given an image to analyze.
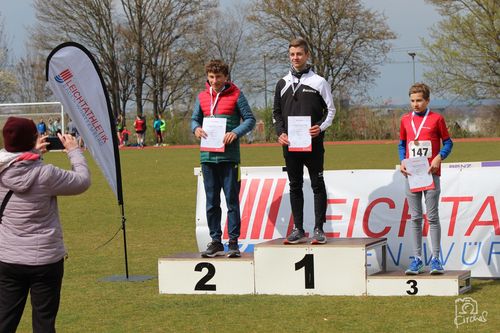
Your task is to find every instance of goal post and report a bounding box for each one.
[0,102,66,135]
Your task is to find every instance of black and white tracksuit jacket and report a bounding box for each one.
[273,67,336,143]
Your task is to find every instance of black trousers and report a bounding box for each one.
[283,141,327,230]
[0,259,64,333]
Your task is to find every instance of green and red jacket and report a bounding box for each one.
[191,82,255,164]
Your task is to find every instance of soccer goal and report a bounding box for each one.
[0,102,66,135]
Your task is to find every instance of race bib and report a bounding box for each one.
[408,140,432,158]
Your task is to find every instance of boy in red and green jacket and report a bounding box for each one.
[191,59,255,258]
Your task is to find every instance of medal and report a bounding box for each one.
[411,109,429,145]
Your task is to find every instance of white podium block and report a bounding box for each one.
[254,238,386,296]
[367,270,471,296]
[158,253,255,295]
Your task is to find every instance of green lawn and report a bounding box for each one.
[16,140,500,332]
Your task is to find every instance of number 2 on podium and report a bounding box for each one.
[295,254,315,289]
[194,262,216,291]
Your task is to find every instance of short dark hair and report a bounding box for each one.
[205,59,229,76]
[409,83,431,100]
[288,38,309,54]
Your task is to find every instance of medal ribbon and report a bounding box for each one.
[411,108,429,141]
[290,76,301,96]
[209,86,222,117]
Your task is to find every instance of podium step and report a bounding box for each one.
[158,253,254,295]
[254,238,387,296]
[158,238,472,296]
[367,270,471,296]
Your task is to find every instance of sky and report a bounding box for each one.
[1,0,444,106]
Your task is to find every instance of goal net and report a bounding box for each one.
[0,102,65,135]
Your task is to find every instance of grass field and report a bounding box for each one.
[15,140,500,332]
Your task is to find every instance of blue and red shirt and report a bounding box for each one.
[399,109,453,176]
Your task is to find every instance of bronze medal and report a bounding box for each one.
[414,140,419,146]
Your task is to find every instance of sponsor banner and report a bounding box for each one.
[442,160,500,169]
[46,42,122,203]
[195,165,500,277]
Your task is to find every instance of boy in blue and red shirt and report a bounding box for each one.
[399,83,453,275]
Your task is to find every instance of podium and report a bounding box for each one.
[254,238,386,295]
[367,270,471,296]
[158,253,254,295]
[158,238,471,296]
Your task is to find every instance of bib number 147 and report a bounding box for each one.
[410,147,429,157]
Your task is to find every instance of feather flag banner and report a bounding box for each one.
[46,42,123,204]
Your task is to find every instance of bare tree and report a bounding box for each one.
[115,23,135,120]
[33,0,122,116]
[200,5,247,79]
[422,0,499,99]
[141,0,216,116]
[248,0,396,98]
[30,0,233,121]
[15,44,52,102]
[0,14,16,102]
[121,0,150,116]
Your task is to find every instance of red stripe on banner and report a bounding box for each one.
[223,179,247,240]
[264,178,287,239]
[465,196,500,236]
[347,198,360,238]
[251,179,273,239]
[240,179,260,239]
[326,198,346,238]
[398,199,411,237]
[442,196,473,236]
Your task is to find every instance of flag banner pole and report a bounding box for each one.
[46,41,152,282]
[121,203,130,279]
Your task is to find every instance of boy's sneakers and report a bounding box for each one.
[311,227,327,244]
[405,257,424,275]
[227,240,241,258]
[430,257,444,275]
[201,241,224,258]
[284,228,307,244]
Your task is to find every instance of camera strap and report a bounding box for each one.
[0,190,13,224]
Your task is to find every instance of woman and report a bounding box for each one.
[0,116,91,333]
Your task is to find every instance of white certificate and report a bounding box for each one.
[288,116,311,152]
[200,117,226,152]
[404,156,435,192]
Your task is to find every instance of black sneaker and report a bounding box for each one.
[284,228,307,244]
[311,227,327,244]
[201,241,224,258]
[227,240,241,258]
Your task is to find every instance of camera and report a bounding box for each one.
[46,136,65,150]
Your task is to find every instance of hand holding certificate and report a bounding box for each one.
[288,116,312,152]
[404,156,435,192]
[200,117,226,152]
